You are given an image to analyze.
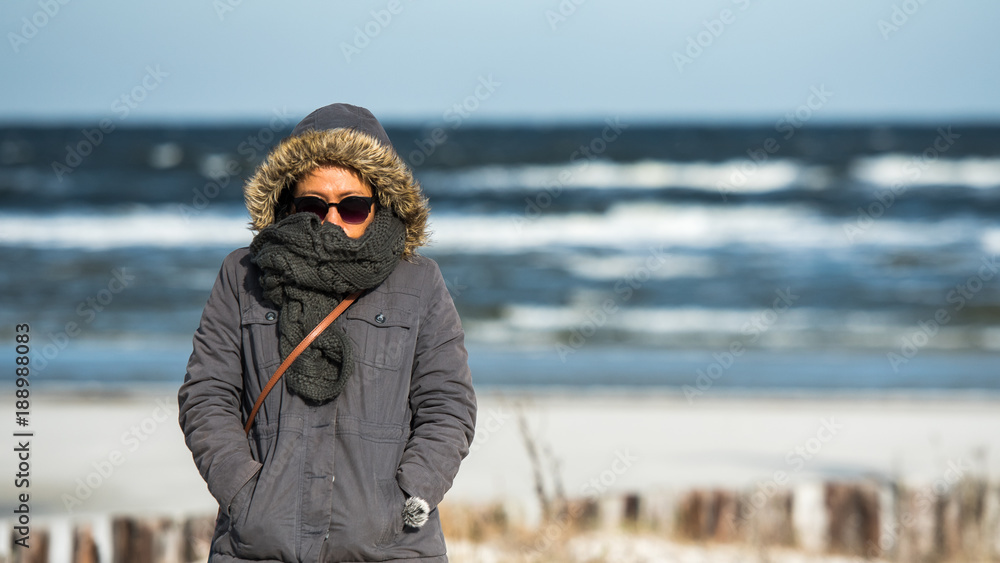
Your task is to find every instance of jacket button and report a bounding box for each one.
[375,313,385,324]
[265,312,276,321]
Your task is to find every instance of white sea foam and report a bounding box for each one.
[982,229,1000,255]
[495,305,869,334]
[465,304,992,351]
[850,155,1000,188]
[0,202,984,252]
[418,158,816,194]
[148,142,184,169]
[558,254,718,281]
[0,207,253,249]
[427,203,977,253]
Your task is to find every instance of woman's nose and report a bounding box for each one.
[324,207,345,227]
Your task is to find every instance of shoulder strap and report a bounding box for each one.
[244,290,363,435]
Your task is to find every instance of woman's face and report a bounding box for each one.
[292,165,376,238]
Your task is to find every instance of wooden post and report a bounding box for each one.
[182,514,217,563]
[112,517,155,563]
[11,527,47,563]
[825,481,880,556]
[72,524,99,563]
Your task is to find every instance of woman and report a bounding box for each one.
[177,103,477,562]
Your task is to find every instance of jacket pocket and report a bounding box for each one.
[375,476,405,547]
[324,418,407,559]
[227,463,261,525]
[229,427,302,561]
[345,301,415,371]
[241,301,280,374]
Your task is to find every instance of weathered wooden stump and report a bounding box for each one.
[711,490,742,543]
[10,527,47,563]
[72,523,99,563]
[112,517,157,563]
[675,489,750,543]
[182,514,217,563]
[892,486,926,561]
[825,481,880,556]
[622,493,641,525]
[675,488,708,540]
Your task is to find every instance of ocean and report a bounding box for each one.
[1,122,998,392]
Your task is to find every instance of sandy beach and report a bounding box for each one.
[2,385,999,562]
[4,386,998,523]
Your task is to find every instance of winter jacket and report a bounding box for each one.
[177,104,476,562]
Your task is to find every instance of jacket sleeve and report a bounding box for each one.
[396,259,477,509]
[177,250,262,515]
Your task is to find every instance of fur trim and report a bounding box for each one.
[403,496,430,529]
[244,128,429,259]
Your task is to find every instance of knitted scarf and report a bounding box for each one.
[248,207,406,402]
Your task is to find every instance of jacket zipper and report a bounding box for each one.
[317,400,339,562]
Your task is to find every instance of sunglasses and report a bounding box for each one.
[292,195,375,224]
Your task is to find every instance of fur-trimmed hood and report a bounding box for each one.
[244,103,429,259]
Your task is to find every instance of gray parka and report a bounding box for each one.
[177,104,476,562]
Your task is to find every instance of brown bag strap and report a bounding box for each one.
[244,290,363,435]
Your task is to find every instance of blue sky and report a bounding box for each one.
[2,0,999,124]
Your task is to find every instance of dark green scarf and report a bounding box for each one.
[248,207,405,402]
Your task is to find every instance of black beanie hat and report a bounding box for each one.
[290,103,395,153]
